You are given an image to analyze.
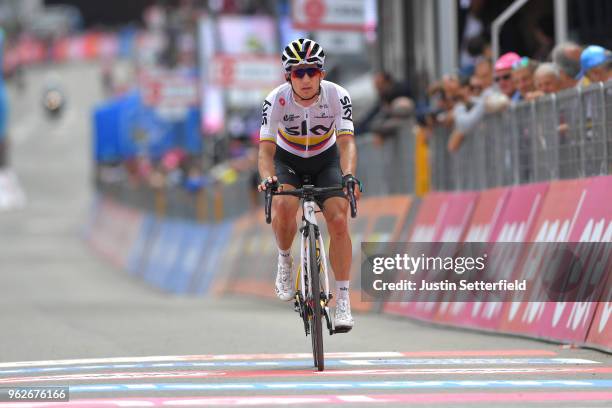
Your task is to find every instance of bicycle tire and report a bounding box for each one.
[308,223,324,371]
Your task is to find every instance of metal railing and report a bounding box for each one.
[98,81,612,219]
[430,81,612,191]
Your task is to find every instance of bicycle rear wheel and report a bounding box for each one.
[308,223,324,371]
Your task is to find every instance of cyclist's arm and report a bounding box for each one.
[258,89,281,189]
[333,83,357,177]
[258,141,276,180]
[337,136,357,176]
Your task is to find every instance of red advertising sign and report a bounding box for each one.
[291,0,367,31]
[209,55,283,88]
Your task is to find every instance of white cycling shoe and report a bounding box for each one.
[334,298,354,331]
[275,258,296,301]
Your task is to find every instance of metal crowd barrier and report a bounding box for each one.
[355,122,416,196]
[98,81,611,218]
[431,81,612,191]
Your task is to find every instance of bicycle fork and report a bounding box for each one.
[294,221,342,336]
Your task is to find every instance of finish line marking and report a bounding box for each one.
[0,358,598,377]
[21,379,612,393]
[0,349,557,369]
[2,392,612,407]
[2,366,612,384]
[0,392,612,408]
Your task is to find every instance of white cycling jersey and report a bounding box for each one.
[259,80,354,158]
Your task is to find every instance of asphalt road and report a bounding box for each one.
[0,63,610,407]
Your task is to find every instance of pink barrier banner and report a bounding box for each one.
[383,193,449,319]
[587,282,612,352]
[489,182,549,243]
[463,188,510,242]
[443,183,549,330]
[432,191,478,242]
[499,179,592,342]
[406,192,449,242]
[383,192,477,320]
[575,176,612,351]
[433,187,511,326]
[529,175,612,344]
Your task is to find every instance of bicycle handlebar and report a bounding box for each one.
[264,184,358,224]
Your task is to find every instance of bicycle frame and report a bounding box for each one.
[300,199,331,303]
[263,179,358,371]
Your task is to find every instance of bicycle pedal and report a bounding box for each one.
[332,326,352,334]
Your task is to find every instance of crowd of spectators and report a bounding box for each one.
[416,41,612,153]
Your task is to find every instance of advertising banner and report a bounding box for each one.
[351,196,412,312]
[383,192,477,320]
[292,0,367,31]
[499,179,592,342]
[209,55,283,88]
[434,187,510,325]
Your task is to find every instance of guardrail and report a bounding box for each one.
[431,81,612,191]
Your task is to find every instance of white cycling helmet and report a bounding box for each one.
[281,38,325,72]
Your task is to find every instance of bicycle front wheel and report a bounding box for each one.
[308,223,324,371]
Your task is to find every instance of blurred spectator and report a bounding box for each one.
[437,74,461,128]
[532,14,555,61]
[469,75,484,98]
[526,63,560,100]
[493,52,521,98]
[552,42,583,90]
[448,54,518,153]
[458,0,486,69]
[511,57,537,102]
[101,58,114,97]
[576,45,612,87]
[370,97,414,146]
[473,57,494,89]
[355,71,412,134]
[466,35,492,63]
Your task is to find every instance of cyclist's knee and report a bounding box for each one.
[326,211,348,235]
[273,197,299,220]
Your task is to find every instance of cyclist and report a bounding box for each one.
[258,38,360,331]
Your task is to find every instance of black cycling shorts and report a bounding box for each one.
[274,144,344,208]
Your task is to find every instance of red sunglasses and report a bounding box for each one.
[291,67,321,79]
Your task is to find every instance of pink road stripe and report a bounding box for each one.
[3,366,612,384]
[181,349,558,360]
[0,350,557,368]
[2,392,612,407]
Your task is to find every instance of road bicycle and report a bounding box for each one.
[264,175,358,371]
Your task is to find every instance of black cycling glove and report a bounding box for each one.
[342,174,364,193]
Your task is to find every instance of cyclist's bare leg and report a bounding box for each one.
[272,184,300,250]
[321,197,351,281]
[322,196,354,328]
